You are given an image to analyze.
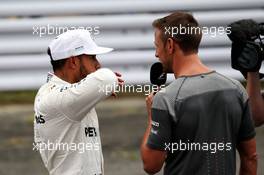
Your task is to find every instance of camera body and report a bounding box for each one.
[227,19,264,75]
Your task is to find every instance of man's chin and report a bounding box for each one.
[162,64,173,74]
[165,69,173,74]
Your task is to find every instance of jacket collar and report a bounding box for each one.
[46,72,69,85]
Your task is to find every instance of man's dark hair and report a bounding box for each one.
[47,47,67,72]
[152,11,202,54]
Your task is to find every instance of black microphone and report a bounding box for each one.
[150,62,167,86]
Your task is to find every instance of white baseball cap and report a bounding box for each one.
[48,29,113,60]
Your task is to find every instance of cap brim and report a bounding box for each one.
[83,46,113,55]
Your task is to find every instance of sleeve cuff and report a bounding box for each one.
[147,140,166,151]
[238,130,256,142]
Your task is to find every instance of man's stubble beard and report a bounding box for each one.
[79,63,88,80]
[78,58,89,81]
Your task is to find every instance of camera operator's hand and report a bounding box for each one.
[244,71,264,79]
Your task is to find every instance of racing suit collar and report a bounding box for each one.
[46,72,69,85]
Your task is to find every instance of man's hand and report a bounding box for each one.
[111,72,124,97]
[115,72,124,86]
[145,92,154,118]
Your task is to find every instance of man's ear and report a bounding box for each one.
[166,38,175,54]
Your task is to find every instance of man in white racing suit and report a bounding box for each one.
[34,29,123,175]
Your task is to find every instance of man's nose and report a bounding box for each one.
[96,63,101,70]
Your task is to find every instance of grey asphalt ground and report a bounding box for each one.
[0,98,263,175]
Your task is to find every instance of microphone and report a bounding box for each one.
[150,62,167,86]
